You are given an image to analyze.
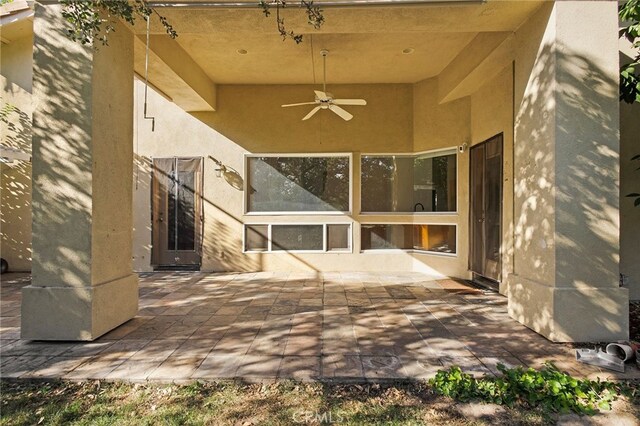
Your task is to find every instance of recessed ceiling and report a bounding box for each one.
[176,32,478,84]
[136,0,544,85]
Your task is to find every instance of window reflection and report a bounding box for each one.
[167,160,196,251]
[361,151,457,213]
[272,225,324,251]
[247,156,350,212]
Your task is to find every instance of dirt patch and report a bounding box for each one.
[2,379,638,426]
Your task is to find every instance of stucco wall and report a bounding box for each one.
[511,1,622,294]
[1,33,33,93]
[470,65,514,294]
[507,1,628,342]
[90,14,135,286]
[133,79,473,277]
[411,78,471,278]
[1,32,33,272]
[512,2,557,288]
[23,4,138,340]
[1,161,32,271]
[196,84,413,153]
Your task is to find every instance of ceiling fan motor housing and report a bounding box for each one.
[281,48,366,121]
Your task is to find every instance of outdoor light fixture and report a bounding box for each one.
[208,155,245,190]
[402,48,415,54]
[209,155,226,177]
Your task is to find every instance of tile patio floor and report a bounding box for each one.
[1,272,638,383]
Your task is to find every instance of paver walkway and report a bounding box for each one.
[1,272,638,382]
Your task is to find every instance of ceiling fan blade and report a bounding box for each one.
[302,106,322,121]
[329,105,353,121]
[282,101,318,108]
[332,99,367,106]
[314,90,328,100]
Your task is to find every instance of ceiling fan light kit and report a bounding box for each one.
[282,49,367,121]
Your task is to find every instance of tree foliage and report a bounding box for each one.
[620,0,640,207]
[620,0,640,103]
[259,0,325,44]
[59,0,324,47]
[60,0,176,46]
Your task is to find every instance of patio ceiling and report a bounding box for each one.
[132,0,544,110]
[172,32,479,85]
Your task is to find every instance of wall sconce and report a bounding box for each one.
[208,155,226,177]
[208,155,245,191]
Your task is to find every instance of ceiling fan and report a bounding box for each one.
[282,49,367,121]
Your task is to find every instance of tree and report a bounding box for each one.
[620,0,640,104]
[620,0,640,207]
[260,0,324,43]
[58,0,324,46]
[60,0,176,45]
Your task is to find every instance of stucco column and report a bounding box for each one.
[21,4,138,340]
[508,1,628,342]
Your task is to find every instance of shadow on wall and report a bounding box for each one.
[511,32,624,337]
[1,98,31,153]
[199,182,322,274]
[0,161,32,271]
[144,158,321,274]
[132,154,154,266]
[29,5,94,293]
[1,99,33,271]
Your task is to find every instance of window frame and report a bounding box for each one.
[359,147,459,215]
[243,222,353,254]
[243,152,353,216]
[359,222,458,257]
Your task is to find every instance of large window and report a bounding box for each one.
[361,224,456,255]
[361,149,457,213]
[244,223,352,253]
[246,155,350,213]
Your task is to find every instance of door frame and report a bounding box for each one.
[469,133,503,285]
[150,156,204,269]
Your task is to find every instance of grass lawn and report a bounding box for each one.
[1,379,638,425]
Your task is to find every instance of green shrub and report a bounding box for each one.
[429,362,625,415]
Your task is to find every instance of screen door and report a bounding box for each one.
[470,134,503,283]
[151,157,203,267]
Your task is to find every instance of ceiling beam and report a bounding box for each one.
[437,31,513,104]
[135,35,217,112]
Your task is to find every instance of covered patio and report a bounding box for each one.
[2,272,636,382]
[9,0,628,346]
